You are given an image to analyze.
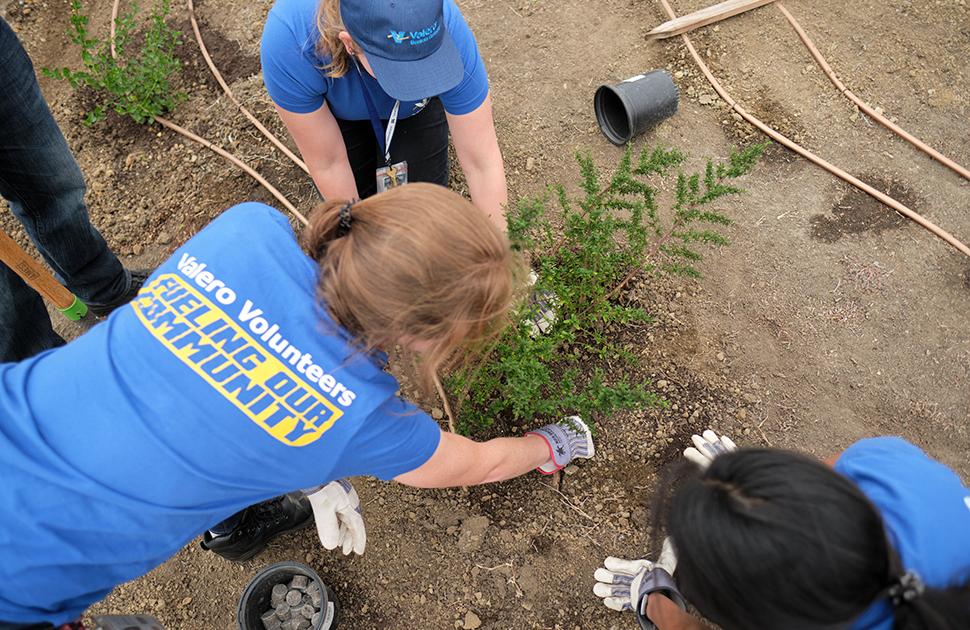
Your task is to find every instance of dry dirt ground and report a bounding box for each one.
[2,0,969,628]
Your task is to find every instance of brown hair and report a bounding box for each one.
[315,0,351,78]
[302,183,518,393]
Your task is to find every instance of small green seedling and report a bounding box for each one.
[44,0,184,125]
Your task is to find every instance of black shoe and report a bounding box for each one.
[200,494,313,563]
[88,269,151,317]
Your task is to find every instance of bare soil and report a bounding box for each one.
[2,0,968,628]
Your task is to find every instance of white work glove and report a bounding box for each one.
[683,429,737,470]
[526,415,594,474]
[593,538,682,615]
[305,479,366,555]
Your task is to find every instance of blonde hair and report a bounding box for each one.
[302,183,518,393]
[315,0,351,78]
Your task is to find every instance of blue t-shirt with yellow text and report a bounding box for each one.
[0,203,441,624]
[260,0,489,119]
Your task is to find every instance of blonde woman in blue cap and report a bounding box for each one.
[261,0,508,229]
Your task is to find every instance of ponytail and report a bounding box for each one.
[664,449,891,630]
[302,199,350,260]
[301,184,518,394]
[889,568,970,629]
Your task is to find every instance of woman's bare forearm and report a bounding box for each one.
[395,431,550,488]
[464,160,508,231]
[310,161,359,202]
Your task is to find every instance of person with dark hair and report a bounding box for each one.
[594,431,970,629]
[0,16,145,362]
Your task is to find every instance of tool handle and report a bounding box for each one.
[0,228,78,310]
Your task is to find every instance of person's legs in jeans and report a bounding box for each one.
[0,263,63,361]
[0,17,133,360]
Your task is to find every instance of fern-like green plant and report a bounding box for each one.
[448,143,765,434]
[43,0,183,125]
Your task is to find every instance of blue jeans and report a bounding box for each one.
[0,17,130,362]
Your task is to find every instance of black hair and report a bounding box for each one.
[661,448,970,630]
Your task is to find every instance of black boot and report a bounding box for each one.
[200,493,313,562]
[88,269,151,317]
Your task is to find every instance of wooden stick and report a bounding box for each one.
[0,229,90,321]
[648,0,775,39]
[433,373,458,434]
[655,0,970,259]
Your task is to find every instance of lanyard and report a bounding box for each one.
[354,60,400,166]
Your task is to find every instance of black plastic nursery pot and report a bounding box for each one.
[237,561,340,630]
[594,69,679,145]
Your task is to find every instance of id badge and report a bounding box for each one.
[376,160,408,192]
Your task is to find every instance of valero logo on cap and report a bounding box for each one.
[387,22,441,45]
[394,21,441,45]
[340,0,463,102]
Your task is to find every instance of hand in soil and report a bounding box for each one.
[684,429,738,470]
[593,537,678,613]
[526,415,594,474]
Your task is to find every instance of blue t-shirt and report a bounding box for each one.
[835,437,970,629]
[0,203,441,624]
[260,0,489,119]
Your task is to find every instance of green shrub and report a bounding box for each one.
[44,0,183,125]
[447,143,765,434]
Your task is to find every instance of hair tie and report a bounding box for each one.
[887,571,925,607]
[336,201,354,237]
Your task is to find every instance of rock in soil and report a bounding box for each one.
[457,516,490,554]
[463,610,482,629]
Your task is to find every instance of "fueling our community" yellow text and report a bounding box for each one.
[131,262,356,447]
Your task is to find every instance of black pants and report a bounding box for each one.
[336,97,449,199]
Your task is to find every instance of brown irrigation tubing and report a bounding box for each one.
[655,0,970,259]
[185,0,310,175]
[108,0,307,225]
[776,3,970,182]
[153,117,306,224]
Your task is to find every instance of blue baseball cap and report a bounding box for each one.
[339,0,464,102]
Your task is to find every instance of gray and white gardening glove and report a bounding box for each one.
[525,271,559,337]
[593,538,687,629]
[305,479,366,555]
[526,415,594,474]
[683,429,737,470]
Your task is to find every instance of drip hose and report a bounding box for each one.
[109,0,307,225]
[655,0,970,258]
[185,0,309,175]
[776,3,970,182]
